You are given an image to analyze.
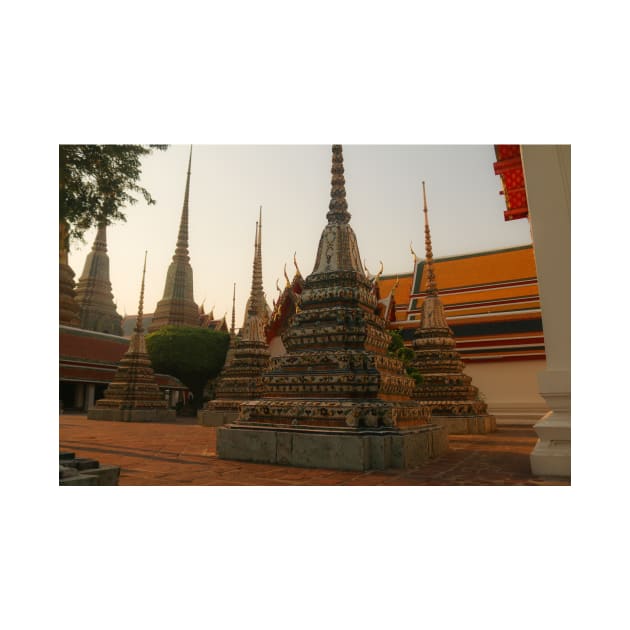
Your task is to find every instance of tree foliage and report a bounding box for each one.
[388,330,423,385]
[146,326,230,408]
[59,144,168,244]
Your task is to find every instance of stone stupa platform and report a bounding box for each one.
[218,420,447,471]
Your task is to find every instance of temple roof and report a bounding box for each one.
[59,325,186,389]
[493,145,529,221]
[376,244,544,363]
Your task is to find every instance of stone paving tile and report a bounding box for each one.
[59,414,570,486]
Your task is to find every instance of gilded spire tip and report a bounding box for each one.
[293,251,302,277]
[421,181,438,296]
[326,144,351,224]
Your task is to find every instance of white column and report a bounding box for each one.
[521,145,571,477]
[86,383,96,410]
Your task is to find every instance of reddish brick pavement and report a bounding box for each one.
[59,414,570,486]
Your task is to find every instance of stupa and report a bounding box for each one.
[88,252,176,422]
[198,216,271,426]
[241,207,271,329]
[74,222,123,335]
[410,182,496,434]
[149,146,199,331]
[59,221,80,327]
[217,145,448,471]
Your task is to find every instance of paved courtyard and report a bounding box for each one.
[59,413,569,486]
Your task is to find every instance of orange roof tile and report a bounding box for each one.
[418,247,537,292]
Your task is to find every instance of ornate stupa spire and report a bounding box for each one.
[418,182,449,330]
[410,181,496,434]
[218,145,447,470]
[422,181,438,297]
[134,251,147,336]
[149,146,199,331]
[88,251,175,423]
[175,146,193,261]
[326,144,351,224]
[311,145,364,275]
[198,216,271,427]
[231,282,236,335]
[241,207,270,329]
[59,220,80,327]
[74,221,123,335]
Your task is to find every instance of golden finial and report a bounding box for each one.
[364,259,372,277]
[276,278,281,293]
[410,241,418,265]
[374,260,384,284]
[284,263,291,288]
[134,250,148,333]
[422,180,438,296]
[231,282,236,334]
[392,275,400,292]
[293,251,302,277]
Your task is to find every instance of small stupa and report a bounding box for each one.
[59,221,80,327]
[88,252,176,423]
[74,221,123,335]
[410,182,496,434]
[149,146,199,331]
[217,145,447,471]
[198,215,271,426]
[240,207,271,329]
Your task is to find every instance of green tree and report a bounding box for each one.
[59,144,168,245]
[388,330,423,385]
[146,326,230,409]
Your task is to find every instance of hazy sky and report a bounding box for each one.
[67,145,532,327]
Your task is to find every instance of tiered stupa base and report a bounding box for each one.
[88,407,175,423]
[217,399,448,471]
[428,411,497,435]
[413,371,498,435]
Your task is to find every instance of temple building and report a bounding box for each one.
[265,254,305,355]
[59,325,185,412]
[198,218,271,426]
[149,146,200,332]
[88,253,176,422]
[373,244,545,424]
[74,222,123,335]
[217,145,447,471]
[59,221,80,327]
[409,182,496,434]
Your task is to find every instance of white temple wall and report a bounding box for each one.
[464,359,549,425]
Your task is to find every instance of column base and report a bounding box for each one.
[530,411,571,477]
[530,369,570,478]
